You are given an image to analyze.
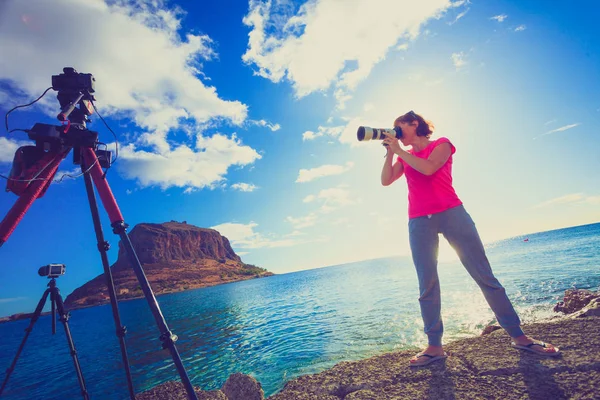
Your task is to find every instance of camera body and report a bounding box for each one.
[357,126,402,142]
[52,67,95,94]
[38,264,66,278]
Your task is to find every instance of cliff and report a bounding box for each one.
[63,221,272,309]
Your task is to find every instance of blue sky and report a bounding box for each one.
[0,0,599,317]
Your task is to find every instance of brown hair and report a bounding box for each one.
[394,110,434,137]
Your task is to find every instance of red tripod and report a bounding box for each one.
[0,68,198,400]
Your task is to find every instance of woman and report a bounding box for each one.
[381,110,560,367]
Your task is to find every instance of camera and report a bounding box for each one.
[38,264,66,278]
[357,126,402,142]
[52,67,95,93]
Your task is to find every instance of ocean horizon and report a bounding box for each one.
[0,222,598,399]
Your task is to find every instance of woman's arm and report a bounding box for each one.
[381,149,404,186]
[395,143,452,176]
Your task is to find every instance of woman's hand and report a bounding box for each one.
[382,132,402,155]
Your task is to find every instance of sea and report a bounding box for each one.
[0,222,598,399]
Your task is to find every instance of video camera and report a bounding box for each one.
[52,67,95,94]
[38,263,66,278]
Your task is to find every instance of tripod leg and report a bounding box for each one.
[81,148,198,400]
[81,156,136,400]
[52,286,90,400]
[0,288,50,396]
[51,289,57,335]
[0,150,67,246]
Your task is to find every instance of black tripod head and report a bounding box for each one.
[53,67,96,128]
[27,67,99,151]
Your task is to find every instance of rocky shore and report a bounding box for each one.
[136,289,600,400]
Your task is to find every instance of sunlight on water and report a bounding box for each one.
[437,240,460,262]
[0,223,599,399]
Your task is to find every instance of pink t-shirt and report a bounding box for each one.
[398,137,462,218]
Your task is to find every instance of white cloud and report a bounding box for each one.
[490,14,508,22]
[0,0,257,190]
[210,222,301,249]
[296,161,354,183]
[0,90,10,107]
[534,122,580,139]
[231,182,259,192]
[248,119,281,131]
[514,25,526,32]
[310,185,355,213]
[0,137,32,163]
[285,213,318,229]
[0,297,27,304]
[583,196,600,205]
[451,52,467,69]
[302,125,344,141]
[117,133,261,189]
[449,8,469,25]
[242,0,464,106]
[532,193,595,209]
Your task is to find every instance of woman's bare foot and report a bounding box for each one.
[512,335,560,355]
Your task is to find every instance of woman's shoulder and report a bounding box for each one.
[433,137,452,145]
[431,137,456,154]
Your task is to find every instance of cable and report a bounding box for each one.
[0,151,62,185]
[89,98,119,164]
[53,157,99,183]
[0,151,99,185]
[5,87,53,133]
[6,128,30,135]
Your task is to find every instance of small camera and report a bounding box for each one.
[38,264,66,278]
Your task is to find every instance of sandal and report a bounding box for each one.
[511,341,561,357]
[409,352,448,367]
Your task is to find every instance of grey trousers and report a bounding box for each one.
[408,205,524,346]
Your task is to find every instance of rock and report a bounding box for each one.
[572,298,600,318]
[113,222,241,267]
[135,374,263,400]
[221,373,264,400]
[481,325,502,336]
[135,381,226,400]
[63,221,273,309]
[0,311,50,325]
[553,289,600,314]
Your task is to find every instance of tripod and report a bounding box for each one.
[0,68,198,400]
[0,277,89,400]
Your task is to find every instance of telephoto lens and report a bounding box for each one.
[357,126,402,141]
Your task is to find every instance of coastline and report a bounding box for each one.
[0,273,274,324]
[136,290,600,399]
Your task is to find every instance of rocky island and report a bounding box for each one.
[63,221,272,309]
